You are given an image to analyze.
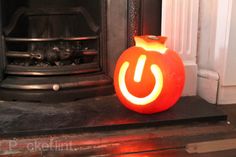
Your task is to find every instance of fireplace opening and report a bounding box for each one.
[3,0,101,75]
[0,0,113,102]
[0,0,162,102]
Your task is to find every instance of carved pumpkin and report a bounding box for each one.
[114,35,185,114]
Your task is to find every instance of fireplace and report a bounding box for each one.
[0,0,228,144]
[3,1,104,75]
[0,0,162,102]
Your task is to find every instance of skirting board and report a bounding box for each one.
[197,69,236,105]
[198,77,218,104]
[197,69,219,104]
[218,86,236,104]
[198,79,236,105]
[182,62,197,96]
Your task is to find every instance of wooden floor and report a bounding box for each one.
[0,122,236,156]
[0,105,236,156]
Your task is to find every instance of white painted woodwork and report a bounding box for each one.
[197,0,236,104]
[197,69,219,104]
[224,0,236,85]
[162,0,199,96]
[197,0,218,70]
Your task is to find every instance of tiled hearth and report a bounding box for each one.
[0,96,226,137]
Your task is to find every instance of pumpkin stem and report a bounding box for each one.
[156,36,167,44]
[134,35,168,54]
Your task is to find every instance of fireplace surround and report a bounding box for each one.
[0,0,162,102]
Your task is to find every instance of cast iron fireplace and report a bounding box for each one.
[0,0,162,102]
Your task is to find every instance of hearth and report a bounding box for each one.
[0,96,227,137]
[0,0,162,102]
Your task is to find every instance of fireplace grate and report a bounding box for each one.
[3,7,101,76]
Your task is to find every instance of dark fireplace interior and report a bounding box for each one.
[0,0,162,102]
[3,0,101,70]
[0,0,112,102]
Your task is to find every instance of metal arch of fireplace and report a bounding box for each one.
[0,0,113,102]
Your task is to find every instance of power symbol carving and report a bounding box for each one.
[118,55,163,106]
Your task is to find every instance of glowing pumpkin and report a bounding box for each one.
[114,35,185,114]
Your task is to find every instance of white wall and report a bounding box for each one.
[217,0,236,104]
[197,0,236,104]
[197,0,220,104]
[162,0,236,104]
[224,0,236,85]
[197,0,217,71]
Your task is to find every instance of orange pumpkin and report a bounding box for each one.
[114,35,185,114]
